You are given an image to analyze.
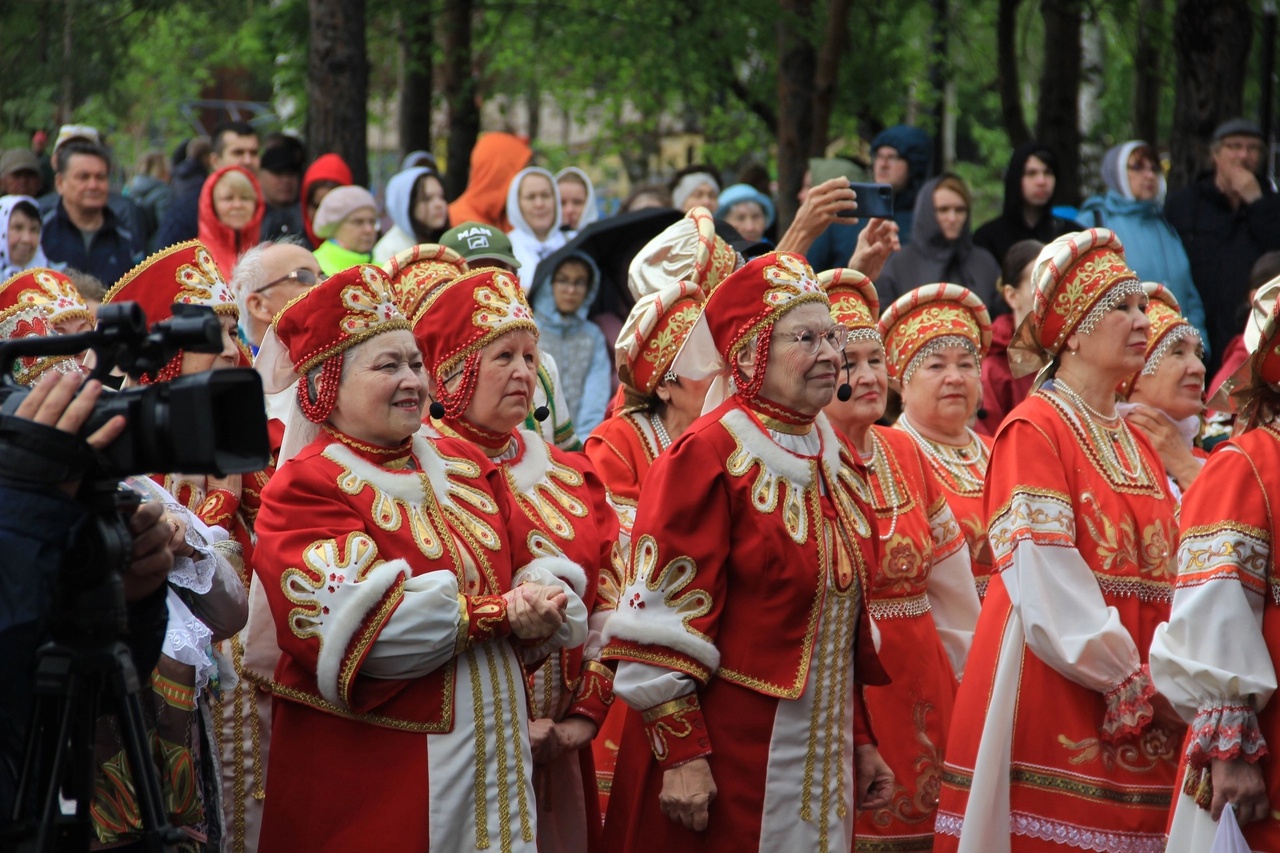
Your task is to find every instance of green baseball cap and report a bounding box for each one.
[440,221,520,269]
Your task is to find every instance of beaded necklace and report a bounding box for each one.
[866,430,904,541]
[897,414,989,495]
[648,411,673,452]
[1052,379,1144,481]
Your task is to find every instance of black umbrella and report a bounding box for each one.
[531,207,682,321]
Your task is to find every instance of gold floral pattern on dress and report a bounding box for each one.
[1079,510,1176,601]
[875,534,926,597]
[1058,724,1180,774]
[869,700,944,830]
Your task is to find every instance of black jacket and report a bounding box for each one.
[1165,172,1280,364]
[973,141,1081,267]
[40,201,139,286]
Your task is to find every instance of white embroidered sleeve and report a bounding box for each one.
[1150,522,1275,764]
[925,515,982,678]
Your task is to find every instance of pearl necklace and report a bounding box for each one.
[867,430,903,541]
[897,414,988,494]
[1052,379,1143,481]
[649,412,673,452]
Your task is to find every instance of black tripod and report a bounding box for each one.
[6,484,181,853]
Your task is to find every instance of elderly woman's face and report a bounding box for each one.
[682,182,719,214]
[747,302,842,416]
[1065,291,1150,379]
[180,314,241,375]
[1129,337,1206,421]
[334,206,380,254]
[900,345,981,431]
[459,329,539,435]
[328,331,426,447]
[823,337,887,428]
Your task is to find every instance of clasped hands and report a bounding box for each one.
[502,581,568,641]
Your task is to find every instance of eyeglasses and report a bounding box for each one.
[254,268,326,295]
[777,325,850,355]
[873,151,904,165]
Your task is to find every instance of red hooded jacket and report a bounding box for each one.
[301,153,354,247]
[198,165,264,279]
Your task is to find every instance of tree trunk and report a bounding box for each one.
[1132,0,1164,147]
[997,0,1031,149]
[307,0,370,187]
[59,0,74,126]
[810,0,851,157]
[1078,5,1106,197]
[776,0,816,232]
[398,3,434,162]
[1169,0,1253,189]
[1036,0,1083,204]
[441,0,480,201]
[928,0,950,171]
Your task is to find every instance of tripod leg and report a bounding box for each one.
[106,643,179,852]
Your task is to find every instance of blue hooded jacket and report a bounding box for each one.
[1079,141,1210,355]
[529,251,611,434]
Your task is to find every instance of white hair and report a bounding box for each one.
[230,235,311,333]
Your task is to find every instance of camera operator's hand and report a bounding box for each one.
[14,372,125,496]
[122,501,174,601]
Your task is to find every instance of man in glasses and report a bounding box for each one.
[231,237,326,352]
[1166,117,1280,365]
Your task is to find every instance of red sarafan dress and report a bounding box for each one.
[935,388,1182,853]
[254,427,578,852]
[854,426,979,852]
[601,400,886,853]
[895,421,995,598]
[1152,425,1280,852]
[495,427,619,853]
[582,409,665,813]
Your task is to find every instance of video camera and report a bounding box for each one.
[0,300,268,480]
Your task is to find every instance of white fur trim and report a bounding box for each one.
[323,433,453,507]
[814,413,844,482]
[506,429,553,494]
[515,555,588,600]
[604,590,722,674]
[314,558,410,707]
[720,407,815,487]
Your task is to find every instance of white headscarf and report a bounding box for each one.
[0,195,49,280]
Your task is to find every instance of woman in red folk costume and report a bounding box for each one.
[935,229,1183,852]
[98,242,251,847]
[1116,283,1208,500]
[253,263,585,852]
[818,270,981,852]
[583,279,709,814]
[880,283,995,598]
[1151,276,1280,851]
[414,266,617,853]
[601,251,893,853]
